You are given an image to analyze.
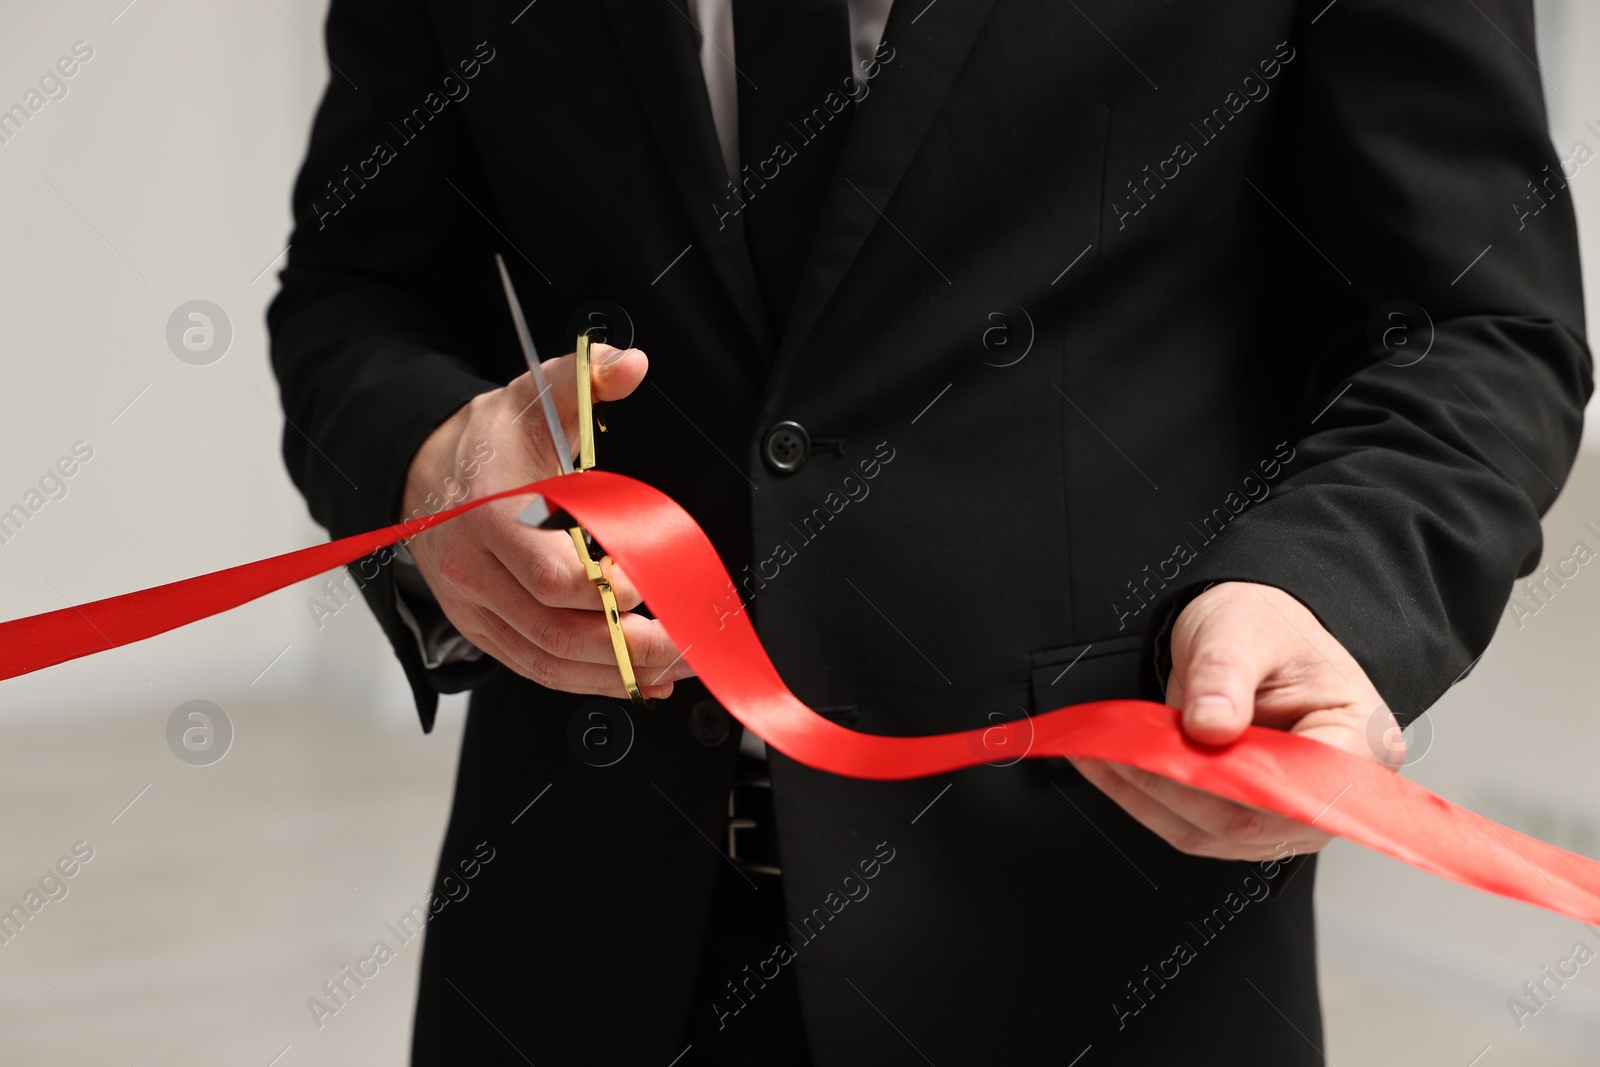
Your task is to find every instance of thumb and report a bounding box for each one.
[521,345,648,461]
[1171,608,1272,746]
[588,343,649,402]
[528,345,648,419]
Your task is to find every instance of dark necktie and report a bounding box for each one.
[732,0,856,338]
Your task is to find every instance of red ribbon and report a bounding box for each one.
[3,472,1597,922]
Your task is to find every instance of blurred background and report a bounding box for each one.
[0,1,1596,1064]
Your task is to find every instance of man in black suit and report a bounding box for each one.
[268,1,1589,1063]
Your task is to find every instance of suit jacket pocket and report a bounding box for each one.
[1030,635,1145,711]
[1028,636,1147,769]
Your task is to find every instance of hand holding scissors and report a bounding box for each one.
[396,257,693,702]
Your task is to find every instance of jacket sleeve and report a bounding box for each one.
[267,0,509,731]
[1140,0,1591,727]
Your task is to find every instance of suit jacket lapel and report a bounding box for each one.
[599,0,774,363]
[777,0,1000,365]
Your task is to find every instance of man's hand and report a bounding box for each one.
[399,343,692,701]
[1070,581,1402,861]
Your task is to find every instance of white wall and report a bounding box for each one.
[0,0,415,721]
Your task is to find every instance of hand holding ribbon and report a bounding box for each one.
[1075,581,1401,865]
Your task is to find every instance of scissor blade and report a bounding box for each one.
[495,253,575,476]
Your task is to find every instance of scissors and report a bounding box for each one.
[494,254,648,707]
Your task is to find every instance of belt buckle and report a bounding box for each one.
[727,764,781,878]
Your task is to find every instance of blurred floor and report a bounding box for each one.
[1320,962,1594,1067]
[0,687,1594,1066]
[0,688,466,1066]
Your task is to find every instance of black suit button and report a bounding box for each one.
[762,421,811,474]
[690,700,731,747]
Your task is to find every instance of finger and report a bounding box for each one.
[1072,758,1321,861]
[1070,757,1220,855]
[588,343,649,401]
[495,596,694,675]
[1096,761,1330,856]
[478,517,623,610]
[454,612,526,677]
[421,546,670,688]
[455,602,678,700]
[530,540,649,614]
[458,544,688,669]
[532,344,648,432]
[600,557,645,612]
[425,516,617,620]
[1171,601,1282,747]
[451,599,661,697]
[473,489,650,612]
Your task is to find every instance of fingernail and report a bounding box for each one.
[598,345,633,366]
[1189,695,1235,729]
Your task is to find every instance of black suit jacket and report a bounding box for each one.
[268,1,1589,1063]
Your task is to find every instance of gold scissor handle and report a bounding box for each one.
[567,527,645,706]
[574,328,599,471]
[571,328,647,706]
